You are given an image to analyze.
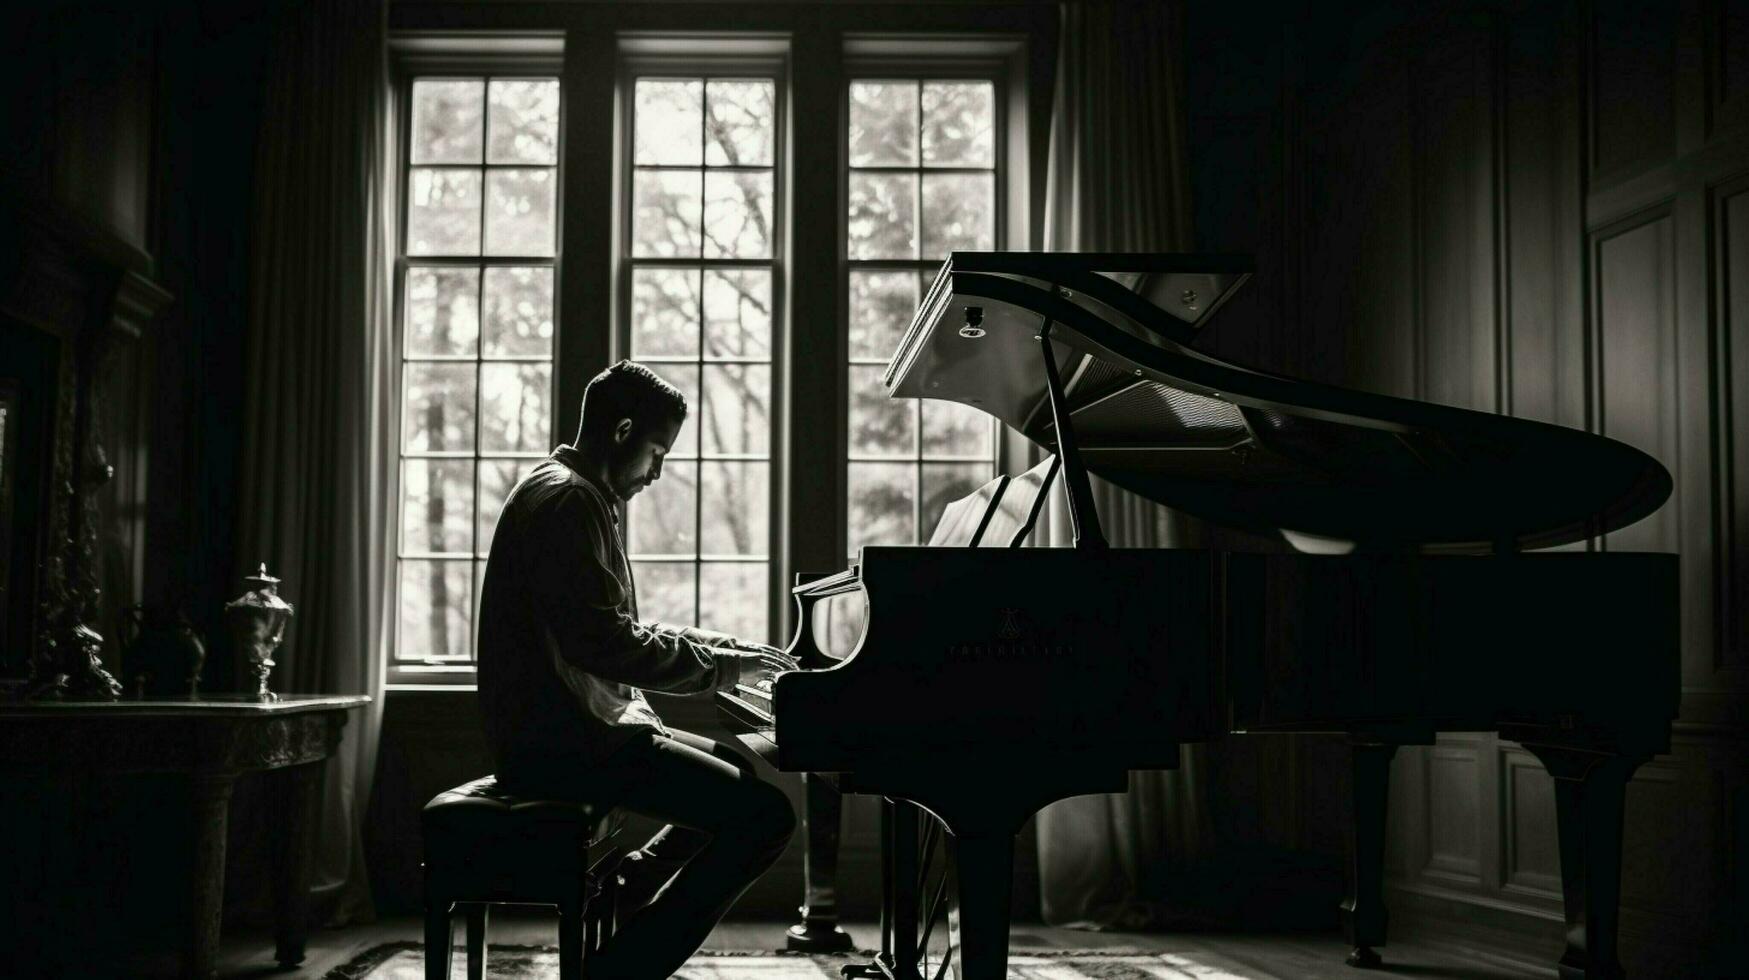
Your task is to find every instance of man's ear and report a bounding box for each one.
[612,417,634,445]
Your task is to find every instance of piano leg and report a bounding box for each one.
[1519,741,1646,980]
[789,773,855,952]
[945,833,1014,980]
[855,798,923,980]
[1342,740,1398,969]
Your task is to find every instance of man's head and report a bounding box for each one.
[576,360,687,500]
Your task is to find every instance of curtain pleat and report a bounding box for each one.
[1034,0,1215,930]
[237,0,395,924]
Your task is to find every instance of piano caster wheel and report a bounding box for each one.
[1346,946,1382,969]
[788,921,855,953]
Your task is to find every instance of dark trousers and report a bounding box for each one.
[505,728,797,980]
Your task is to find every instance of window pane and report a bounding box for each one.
[402,459,474,554]
[700,461,768,556]
[632,561,695,625]
[849,364,915,457]
[635,79,704,166]
[921,82,994,167]
[632,267,701,357]
[408,169,482,256]
[922,400,992,457]
[488,79,560,165]
[411,80,484,164]
[703,171,773,259]
[700,562,766,639]
[813,589,867,659]
[482,266,553,357]
[404,363,477,452]
[485,169,556,256]
[703,269,771,358]
[848,270,918,360]
[849,81,918,166]
[633,170,703,258]
[479,362,551,453]
[399,559,473,662]
[705,80,775,167]
[921,173,995,259]
[922,462,989,539]
[653,364,700,458]
[628,460,697,556]
[702,364,770,456]
[405,268,480,356]
[848,172,917,260]
[848,461,915,553]
[477,458,531,557]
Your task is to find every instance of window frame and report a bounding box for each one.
[613,44,791,646]
[387,41,567,687]
[837,40,1028,561]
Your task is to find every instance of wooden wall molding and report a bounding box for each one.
[1712,173,1749,673]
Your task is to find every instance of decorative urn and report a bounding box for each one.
[225,564,293,701]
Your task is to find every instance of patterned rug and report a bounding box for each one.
[325,943,1261,980]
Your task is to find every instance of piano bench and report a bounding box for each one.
[421,776,623,980]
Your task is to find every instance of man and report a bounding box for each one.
[477,360,797,979]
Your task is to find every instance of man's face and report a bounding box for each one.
[608,415,682,500]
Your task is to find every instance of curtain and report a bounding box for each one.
[236,0,395,924]
[1033,0,1215,929]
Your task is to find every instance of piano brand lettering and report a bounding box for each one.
[940,606,1073,661]
[944,640,1076,663]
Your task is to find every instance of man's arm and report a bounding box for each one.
[529,489,740,694]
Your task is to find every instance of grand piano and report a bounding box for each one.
[716,252,1676,980]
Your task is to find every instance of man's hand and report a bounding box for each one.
[731,648,798,689]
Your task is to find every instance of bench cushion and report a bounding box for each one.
[423,776,621,905]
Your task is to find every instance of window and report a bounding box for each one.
[621,68,782,642]
[395,75,561,670]
[381,25,1033,685]
[845,77,1001,556]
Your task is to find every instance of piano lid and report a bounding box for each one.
[886,251,1672,553]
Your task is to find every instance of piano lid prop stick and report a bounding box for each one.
[1037,325,1109,550]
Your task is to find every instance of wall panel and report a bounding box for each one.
[1720,178,1749,670]
[1423,741,1482,883]
[1416,19,1499,413]
[1499,745,1561,900]
[1298,40,1417,395]
[1594,209,1680,554]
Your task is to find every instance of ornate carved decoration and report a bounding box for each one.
[1,194,171,699]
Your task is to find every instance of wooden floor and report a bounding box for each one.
[217,912,1554,979]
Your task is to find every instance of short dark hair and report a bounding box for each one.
[577,360,688,446]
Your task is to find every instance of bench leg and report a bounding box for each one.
[560,902,585,980]
[424,901,454,980]
[465,904,488,980]
[587,869,619,952]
